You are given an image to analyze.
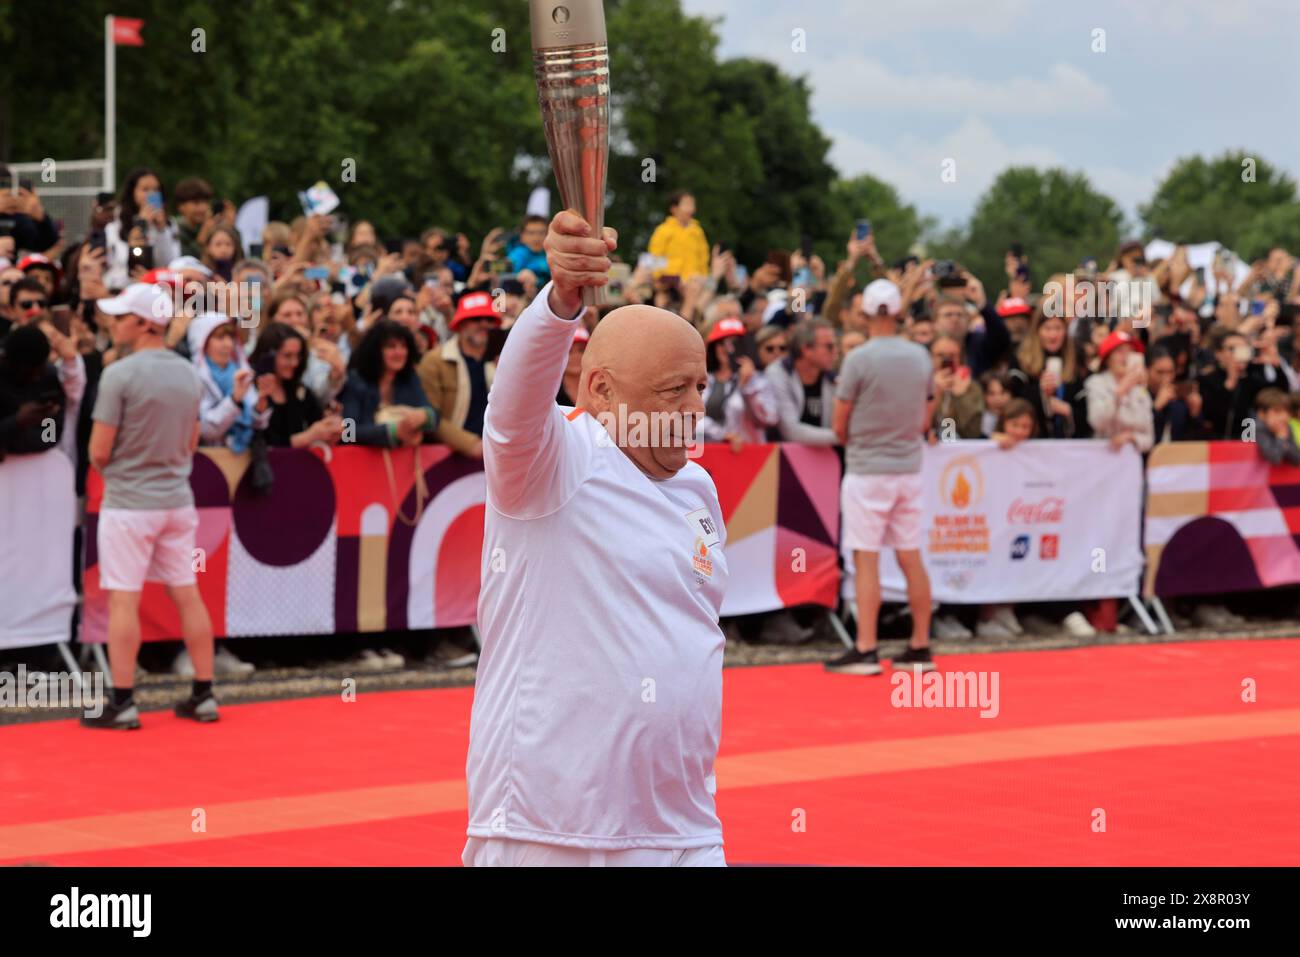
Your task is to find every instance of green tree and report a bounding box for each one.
[946,167,1124,294]
[826,174,928,283]
[2,0,548,241]
[1139,151,1298,250]
[603,5,837,265]
[604,0,751,255]
[703,58,836,268]
[3,0,843,260]
[1233,202,1300,263]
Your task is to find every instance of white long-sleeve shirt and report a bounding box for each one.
[103,219,180,292]
[467,283,730,850]
[55,353,86,466]
[1085,370,1154,453]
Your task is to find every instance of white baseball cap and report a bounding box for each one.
[97,282,175,325]
[168,255,213,277]
[861,279,902,318]
[762,287,790,324]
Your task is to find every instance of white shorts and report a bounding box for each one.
[462,837,726,868]
[841,472,923,552]
[97,506,199,592]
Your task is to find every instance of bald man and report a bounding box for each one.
[462,211,729,867]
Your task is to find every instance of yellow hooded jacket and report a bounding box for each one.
[647,216,710,280]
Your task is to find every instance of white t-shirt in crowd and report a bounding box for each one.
[466,283,729,851]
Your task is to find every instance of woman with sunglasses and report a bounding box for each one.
[754,324,789,370]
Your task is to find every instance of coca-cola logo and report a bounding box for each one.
[1007,496,1064,524]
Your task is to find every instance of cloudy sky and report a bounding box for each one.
[680,0,1299,230]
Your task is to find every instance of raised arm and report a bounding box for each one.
[483,211,616,517]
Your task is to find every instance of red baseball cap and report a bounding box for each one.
[18,253,62,284]
[140,268,182,288]
[996,297,1032,318]
[707,317,747,344]
[1098,329,1144,363]
[451,291,501,330]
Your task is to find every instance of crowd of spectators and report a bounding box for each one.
[4,166,1300,671]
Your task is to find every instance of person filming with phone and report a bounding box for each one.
[0,165,60,254]
[1197,326,1283,440]
[928,334,984,440]
[1085,330,1154,453]
[103,168,180,291]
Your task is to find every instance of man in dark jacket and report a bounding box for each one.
[0,324,66,459]
[1198,328,1283,440]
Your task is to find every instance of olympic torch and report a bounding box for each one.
[530,0,611,307]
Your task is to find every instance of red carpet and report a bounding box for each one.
[2,639,1297,866]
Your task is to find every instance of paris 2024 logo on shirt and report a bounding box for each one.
[691,538,714,585]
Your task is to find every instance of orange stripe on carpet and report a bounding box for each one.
[0,780,466,860]
[3,707,1295,861]
[715,706,1300,786]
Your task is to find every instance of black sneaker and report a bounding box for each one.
[824,647,882,676]
[890,645,936,673]
[81,697,141,730]
[174,692,220,723]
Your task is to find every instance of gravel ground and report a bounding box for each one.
[3,614,1298,726]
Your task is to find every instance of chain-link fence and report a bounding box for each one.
[5,159,110,248]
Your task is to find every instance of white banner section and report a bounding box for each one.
[840,440,1144,605]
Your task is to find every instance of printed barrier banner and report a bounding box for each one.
[0,452,78,650]
[1143,440,1300,598]
[866,440,1145,604]
[81,443,842,642]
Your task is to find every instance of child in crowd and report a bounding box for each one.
[1254,388,1300,465]
[982,373,1015,439]
[992,397,1036,448]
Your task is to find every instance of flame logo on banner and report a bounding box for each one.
[952,471,971,508]
[939,456,983,510]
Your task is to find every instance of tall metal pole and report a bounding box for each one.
[105,15,115,191]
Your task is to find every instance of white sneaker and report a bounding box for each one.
[353,649,389,672]
[1062,611,1096,637]
[214,645,255,677]
[993,606,1024,636]
[933,614,972,640]
[172,648,195,677]
[976,618,1017,639]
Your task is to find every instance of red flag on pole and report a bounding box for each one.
[111,16,145,46]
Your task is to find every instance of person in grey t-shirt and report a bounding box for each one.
[826,279,936,677]
[84,283,218,730]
